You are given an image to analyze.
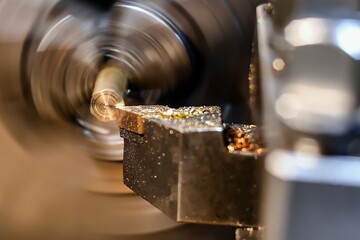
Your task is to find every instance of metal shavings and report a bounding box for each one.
[128,106,214,120]
[224,124,264,155]
[159,106,212,119]
[116,105,222,134]
[264,2,274,15]
[116,105,217,120]
[149,106,221,132]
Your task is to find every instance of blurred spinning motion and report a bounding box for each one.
[0,0,262,239]
[2,0,360,239]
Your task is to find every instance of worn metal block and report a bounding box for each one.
[116,105,264,226]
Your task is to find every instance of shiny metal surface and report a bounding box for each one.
[257,2,360,240]
[90,63,128,122]
[116,105,264,227]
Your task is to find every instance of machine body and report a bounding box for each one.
[257,1,360,240]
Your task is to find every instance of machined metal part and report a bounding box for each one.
[116,105,264,227]
[90,62,128,122]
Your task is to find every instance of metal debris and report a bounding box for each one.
[224,124,264,155]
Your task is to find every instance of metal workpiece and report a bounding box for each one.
[90,63,128,122]
[263,151,360,240]
[116,105,264,227]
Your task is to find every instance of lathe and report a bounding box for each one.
[0,0,359,239]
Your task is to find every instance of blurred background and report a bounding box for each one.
[0,0,252,239]
[3,0,360,239]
